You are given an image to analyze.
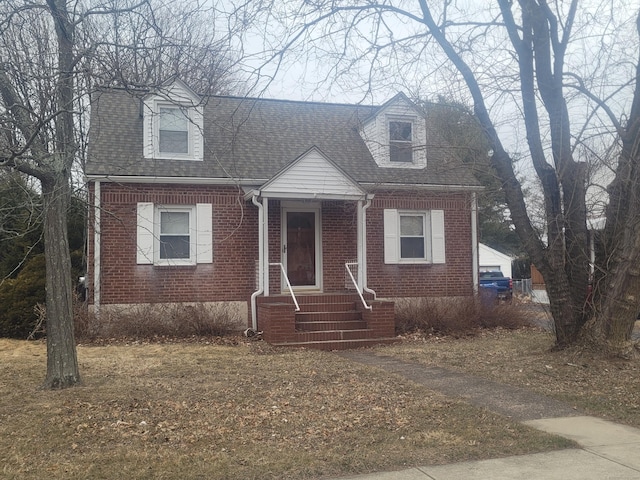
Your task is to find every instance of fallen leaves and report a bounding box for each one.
[0,338,574,479]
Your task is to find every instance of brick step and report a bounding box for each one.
[292,329,379,342]
[271,337,398,351]
[297,302,357,313]
[296,320,368,331]
[295,311,362,323]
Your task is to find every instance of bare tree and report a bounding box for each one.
[0,0,242,388]
[246,0,640,356]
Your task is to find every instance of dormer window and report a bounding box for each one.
[159,107,189,155]
[389,120,413,163]
[359,93,427,169]
[142,80,204,161]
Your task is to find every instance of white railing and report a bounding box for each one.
[345,262,372,310]
[269,262,300,312]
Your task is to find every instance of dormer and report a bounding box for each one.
[142,79,204,161]
[360,93,427,169]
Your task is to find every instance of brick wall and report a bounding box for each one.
[88,183,258,305]
[87,185,475,309]
[366,190,475,298]
[321,201,358,291]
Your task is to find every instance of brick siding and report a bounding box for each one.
[87,184,474,308]
[366,190,474,298]
[88,183,258,305]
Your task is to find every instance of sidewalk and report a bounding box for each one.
[330,351,640,480]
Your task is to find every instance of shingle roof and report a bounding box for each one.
[86,89,480,188]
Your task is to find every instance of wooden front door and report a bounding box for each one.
[283,208,321,289]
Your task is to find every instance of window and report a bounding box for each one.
[137,203,212,265]
[159,209,192,260]
[359,97,427,169]
[389,120,413,163]
[159,107,189,154]
[399,213,426,259]
[142,85,204,161]
[384,209,445,264]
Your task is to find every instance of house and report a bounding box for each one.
[85,80,482,349]
[479,243,513,279]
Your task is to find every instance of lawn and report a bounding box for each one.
[0,337,572,480]
[375,327,640,428]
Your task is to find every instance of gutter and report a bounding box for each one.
[86,174,269,186]
[250,194,264,331]
[471,192,479,294]
[362,195,377,300]
[93,181,101,317]
[363,182,483,192]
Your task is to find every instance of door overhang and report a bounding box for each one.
[258,146,367,201]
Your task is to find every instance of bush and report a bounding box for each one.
[0,255,46,338]
[395,296,530,337]
[75,302,242,341]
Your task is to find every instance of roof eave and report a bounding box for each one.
[363,182,484,192]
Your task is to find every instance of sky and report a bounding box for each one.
[226,0,638,217]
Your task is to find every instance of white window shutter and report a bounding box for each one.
[142,100,154,158]
[196,203,213,264]
[137,202,154,264]
[431,209,446,264]
[192,106,204,161]
[383,209,399,264]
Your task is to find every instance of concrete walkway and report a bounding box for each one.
[330,351,640,480]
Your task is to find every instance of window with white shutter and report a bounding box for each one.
[136,202,212,265]
[383,209,445,264]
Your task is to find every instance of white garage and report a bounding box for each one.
[479,243,513,279]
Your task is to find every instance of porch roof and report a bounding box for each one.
[257,147,367,200]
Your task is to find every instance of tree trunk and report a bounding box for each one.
[41,174,80,389]
[584,13,640,357]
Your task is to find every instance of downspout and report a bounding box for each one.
[362,195,377,300]
[93,181,101,317]
[471,192,479,294]
[250,194,264,331]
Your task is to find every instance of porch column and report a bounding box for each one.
[263,197,270,296]
[93,180,101,318]
[471,192,479,294]
[357,200,364,290]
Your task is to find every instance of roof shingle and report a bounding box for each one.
[86,89,480,188]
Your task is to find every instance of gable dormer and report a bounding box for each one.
[360,93,427,169]
[142,79,204,161]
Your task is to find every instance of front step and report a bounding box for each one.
[271,337,398,351]
[295,302,365,332]
[258,293,396,350]
[296,320,368,331]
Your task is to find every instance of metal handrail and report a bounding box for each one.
[345,262,372,310]
[269,262,300,312]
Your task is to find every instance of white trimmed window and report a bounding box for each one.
[389,120,413,163]
[142,83,204,161]
[137,203,212,266]
[384,209,445,264]
[159,107,189,155]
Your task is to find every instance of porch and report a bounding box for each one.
[256,292,397,350]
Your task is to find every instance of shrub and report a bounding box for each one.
[0,255,46,338]
[75,302,242,341]
[395,296,530,337]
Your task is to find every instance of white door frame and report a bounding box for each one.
[281,202,322,292]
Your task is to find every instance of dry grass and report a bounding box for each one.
[0,338,571,480]
[376,327,640,428]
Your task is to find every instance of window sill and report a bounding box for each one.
[378,161,426,169]
[153,262,197,268]
[144,154,203,161]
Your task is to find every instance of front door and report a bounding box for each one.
[282,207,321,290]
